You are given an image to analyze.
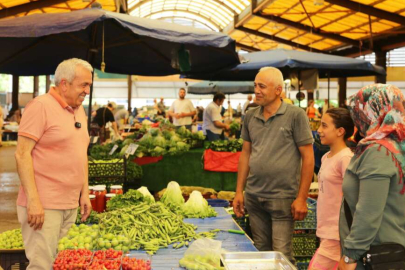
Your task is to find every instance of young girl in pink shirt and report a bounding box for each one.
[309,108,355,270]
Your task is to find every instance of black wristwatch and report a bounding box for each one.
[344,256,357,264]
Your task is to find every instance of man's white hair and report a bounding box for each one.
[54,58,93,86]
[259,67,284,90]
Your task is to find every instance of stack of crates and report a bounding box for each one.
[294,198,318,270]
[0,249,29,270]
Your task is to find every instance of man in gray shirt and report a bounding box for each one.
[233,67,314,263]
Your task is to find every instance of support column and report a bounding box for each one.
[375,50,387,84]
[307,90,314,101]
[338,77,347,108]
[45,75,51,93]
[12,75,19,111]
[33,76,39,98]
[127,75,132,113]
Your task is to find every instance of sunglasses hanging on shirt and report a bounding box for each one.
[73,113,81,129]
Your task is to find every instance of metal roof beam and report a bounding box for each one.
[236,43,261,52]
[325,0,405,26]
[0,0,68,19]
[255,12,360,47]
[236,26,325,53]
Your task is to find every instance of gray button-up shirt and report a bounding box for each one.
[242,101,313,199]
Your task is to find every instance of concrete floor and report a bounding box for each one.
[0,145,20,233]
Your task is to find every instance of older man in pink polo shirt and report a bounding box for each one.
[15,58,92,269]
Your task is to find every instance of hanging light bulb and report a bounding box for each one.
[314,0,324,6]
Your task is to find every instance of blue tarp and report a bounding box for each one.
[188,81,254,95]
[184,49,386,81]
[129,207,257,269]
[0,8,239,76]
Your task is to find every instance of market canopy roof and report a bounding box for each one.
[0,8,239,76]
[184,49,386,81]
[1,0,404,57]
[188,81,254,94]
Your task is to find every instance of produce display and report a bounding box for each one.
[0,228,24,249]
[106,189,145,211]
[181,191,217,218]
[179,254,224,270]
[229,120,240,136]
[137,186,155,204]
[160,182,217,218]
[97,202,198,254]
[293,233,317,257]
[88,158,143,183]
[159,181,185,211]
[53,249,151,270]
[157,186,217,199]
[76,207,100,224]
[206,138,243,152]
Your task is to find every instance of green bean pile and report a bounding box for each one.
[98,202,209,254]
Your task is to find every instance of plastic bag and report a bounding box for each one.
[179,238,223,270]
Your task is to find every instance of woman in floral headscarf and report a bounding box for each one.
[338,84,405,270]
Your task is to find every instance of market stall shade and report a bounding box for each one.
[184,49,386,81]
[188,81,253,95]
[0,8,240,76]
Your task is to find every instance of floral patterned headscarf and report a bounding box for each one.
[348,84,405,194]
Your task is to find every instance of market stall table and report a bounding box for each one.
[129,207,257,270]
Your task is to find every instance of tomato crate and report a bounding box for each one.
[0,249,29,270]
[294,198,317,230]
[293,234,318,257]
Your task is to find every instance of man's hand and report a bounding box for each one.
[224,124,230,131]
[291,197,308,221]
[80,196,92,222]
[233,192,245,218]
[338,257,357,270]
[174,113,181,119]
[27,198,45,230]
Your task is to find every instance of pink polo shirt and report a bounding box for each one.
[316,147,353,240]
[17,88,89,210]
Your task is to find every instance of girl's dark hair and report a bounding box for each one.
[326,107,355,140]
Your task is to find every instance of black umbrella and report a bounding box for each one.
[184,49,385,81]
[0,8,239,128]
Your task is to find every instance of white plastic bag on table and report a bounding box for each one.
[179,238,223,270]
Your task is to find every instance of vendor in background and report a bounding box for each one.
[281,91,294,105]
[8,108,22,124]
[114,107,129,130]
[338,84,405,270]
[226,101,233,120]
[233,67,314,264]
[308,108,354,270]
[15,58,92,269]
[237,103,242,117]
[306,100,321,120]
[167,88,196,130]
[321,99,329,115]
[245,96,259,113]
[241,94,252,121]
[203,92,230,141]
[157,97,166,117]
[91,102,121,142]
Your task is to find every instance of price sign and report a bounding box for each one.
[109,144,119,155]
[126,143,139,155]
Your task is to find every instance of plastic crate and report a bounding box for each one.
[294,198,317,230]
[88,159,127,190]
[297,262,309,270]
[0,249,29,270]
[293,234,317,257]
